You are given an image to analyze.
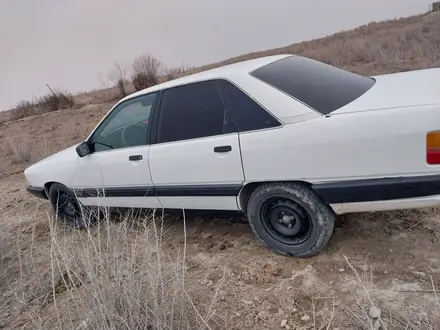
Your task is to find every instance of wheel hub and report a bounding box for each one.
[260,198,313,245]
[268,205,303,237]
[57,192,79,220]
[64,201,75,216]
[279,212,296,227]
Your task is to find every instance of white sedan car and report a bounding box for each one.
[24,54,440,257]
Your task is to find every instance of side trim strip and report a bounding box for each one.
[75,184,242,198]
[75,187,156,198]
[155,184,242,197]
[73,175,440,204]
[312,174,440,204]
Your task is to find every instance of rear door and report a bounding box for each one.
[148,80,244,210]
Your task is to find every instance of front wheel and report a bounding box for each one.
[48,183,89,229]
[246,183,335,257]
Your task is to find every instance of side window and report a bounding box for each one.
[217,80,281,132]
[157,81,234,143]
[91,93,156,152]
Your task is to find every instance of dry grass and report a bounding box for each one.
[340,256,439,330]
[11,210,218,330]
[298,254,440,329]
[6,136,32,164]
[196,12,440,76]
[4,207,439,329]
[91,82,125,103]
[165,64,195,81]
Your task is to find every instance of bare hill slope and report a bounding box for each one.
[197,12,440,76]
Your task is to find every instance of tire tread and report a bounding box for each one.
[246,182,335,257]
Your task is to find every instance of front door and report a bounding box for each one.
[149,80,245,210]
[74,92,162,209]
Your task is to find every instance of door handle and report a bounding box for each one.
[214,145,232,153]
[129,155,143,161]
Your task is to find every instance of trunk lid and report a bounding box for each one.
[330,68,440,115]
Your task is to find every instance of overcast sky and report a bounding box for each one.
[0,0,433,110]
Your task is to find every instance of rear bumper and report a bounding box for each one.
[26,186,47,200]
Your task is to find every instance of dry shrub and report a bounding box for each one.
[108,63,128,98]
[13,210,216,330]
[164,64,195,81]
[7,136,32,163]
[116,79,126,97]
[7,91,77,123]
[132,72,159,91]
[38,91,75,112]
[94,74,123,102]
[165,68,183,81]
[132,54,164,91]
[10,100,35,121]
[0,110,7,125]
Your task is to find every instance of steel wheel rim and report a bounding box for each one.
[260,197,312,245]
[56,191,81,225]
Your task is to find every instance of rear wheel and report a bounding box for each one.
[48,183,88,229]
[246,183,335,257]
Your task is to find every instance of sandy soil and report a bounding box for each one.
[1,102,440,329]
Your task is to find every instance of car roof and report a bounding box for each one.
[121,54,292,102]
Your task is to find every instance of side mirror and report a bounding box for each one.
[76,142,91,157]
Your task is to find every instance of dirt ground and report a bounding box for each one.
[1,101,440,329]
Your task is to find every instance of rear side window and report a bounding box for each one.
[157,80,234,143]
[217,80,281,132]
[251,55,375,115]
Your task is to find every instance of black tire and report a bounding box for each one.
[48,183,88,229]
[246,182,335,257]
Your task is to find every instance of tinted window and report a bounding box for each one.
[91,93,156,151]
[217,80,281,131]
[157,81,234,143]
[251,55,375,115]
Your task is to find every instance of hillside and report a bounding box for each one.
[1,12,439,125]
[1,11,440,330]
[196,12,440,76]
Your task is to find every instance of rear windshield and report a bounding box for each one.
[251,55,375,115]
